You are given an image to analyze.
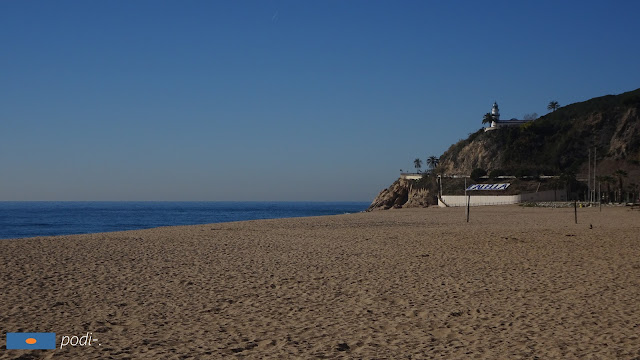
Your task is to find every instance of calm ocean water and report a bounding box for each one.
[0,202,369,240]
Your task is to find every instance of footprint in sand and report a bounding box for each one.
[431,328,459,342]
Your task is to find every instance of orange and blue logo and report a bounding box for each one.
[6,332,56,350]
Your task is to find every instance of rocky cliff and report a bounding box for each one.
[436,132,502,175]
[367,178,435,211]
[367,179,410,211]
[403,187,433,208]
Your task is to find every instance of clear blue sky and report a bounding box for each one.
[2,0,639,201]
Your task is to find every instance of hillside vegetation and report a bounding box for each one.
[438,88,640,177]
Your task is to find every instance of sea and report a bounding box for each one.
[0,201,369,240]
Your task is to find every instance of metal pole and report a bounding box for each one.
[588,148,591,202]
[599,182,602,212]
[594,147,597,204]
[466,195,470,222]
[574,199,577,224]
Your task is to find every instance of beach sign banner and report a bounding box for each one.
[466,183,510,191]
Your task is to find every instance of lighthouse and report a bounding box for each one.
[484,102,532,132]
[491,102,500,127]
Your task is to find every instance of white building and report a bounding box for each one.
[400,173,423,180]
[484,102,531,131]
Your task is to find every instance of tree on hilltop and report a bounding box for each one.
[482,113,494,125]
[547,101,560,112]
[414,158,422,173]
[426,156,439,170]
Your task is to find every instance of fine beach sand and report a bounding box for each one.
[1,205,639,359]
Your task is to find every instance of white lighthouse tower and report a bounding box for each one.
[491,102,500,127]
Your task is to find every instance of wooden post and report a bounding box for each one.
[588,148,591,202]
[599,182,602,212]
[594,147,597,204]
[466,195,470,222]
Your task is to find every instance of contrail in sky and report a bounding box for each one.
[272,10,279,23]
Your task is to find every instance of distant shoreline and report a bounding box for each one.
[0,201,369,240]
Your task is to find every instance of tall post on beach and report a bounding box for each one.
[466,195,470,222]
[588,148,591,202]
[574,199,577,224]
[594,147,597,204]
[464,177,467,216]
[599,182,602,212]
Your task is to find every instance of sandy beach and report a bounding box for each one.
[1,205,639,359]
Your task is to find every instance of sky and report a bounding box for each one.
[2,0,640,201]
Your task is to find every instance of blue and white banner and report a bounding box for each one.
[466,183,510,191]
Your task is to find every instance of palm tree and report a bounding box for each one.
[629,182,639,203]
[601,175,615,203]
[614,169,628,202]
[426,156,439,170]
[413,158,422,173]
[482,112,494,125]
[547,101,560,112]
